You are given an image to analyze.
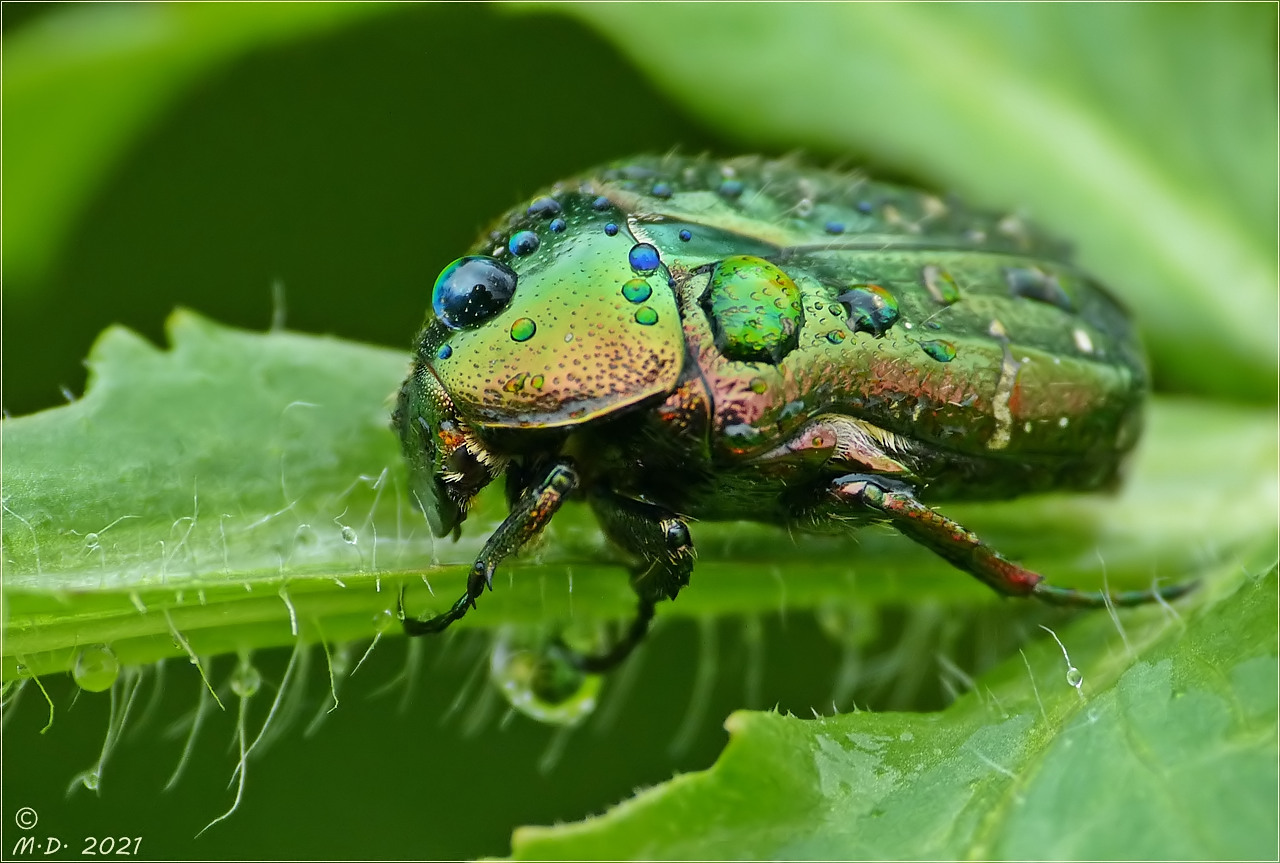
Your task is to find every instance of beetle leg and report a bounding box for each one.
[560,494,695,673]
[401,459,579,635]
[830,473,1194,607]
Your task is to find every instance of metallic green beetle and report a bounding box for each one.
[394,154,1189,671]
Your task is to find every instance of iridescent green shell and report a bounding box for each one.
[426,194,684,428]
[406,154,1145,510]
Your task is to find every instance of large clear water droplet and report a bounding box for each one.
[230,661,262,698]
[489,634,601,726]
[72,644,120,693]
[371,608,396,634]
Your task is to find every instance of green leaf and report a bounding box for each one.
[511,564,1279,860]
[3,313,1276,687]
[547,4,1279,401]
[1,2,398,289]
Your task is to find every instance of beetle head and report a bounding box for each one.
[421,194,685,430]
[394,364,503,537]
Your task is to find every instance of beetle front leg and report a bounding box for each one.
[561,493,696,673]
[401,459,579,635]
[830,473,1194,607]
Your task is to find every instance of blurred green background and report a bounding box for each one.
[3,3,1275,860]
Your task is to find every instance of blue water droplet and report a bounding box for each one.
[509,230,540,256]
[679,229,692,242]
[628,243,661,274]
[719,179,744,199]
[592,196,611,211]
[526,196,561,218]
[436,344,453,360]
[433,256,518,329]
[651,182,672,198]
[825,221,845,235]
[549,218,566,233]
[604,223,619,237]
[856,201,873,214]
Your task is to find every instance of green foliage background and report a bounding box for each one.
[3,4,1276,860]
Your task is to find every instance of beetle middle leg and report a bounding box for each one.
[829,473,1194,607]
[557,492,696,673]
[401,459,579,635]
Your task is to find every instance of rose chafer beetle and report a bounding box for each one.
[394,154,1190,671]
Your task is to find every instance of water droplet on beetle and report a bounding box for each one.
[592,196,611,211]
[922,264,962,305]
[837,284,899,337]
[508,230,540,256]
[510,318,537,342]
[628,243,661,274]
[526,196,561,218]
[72,645,119,693]
[604,223,619,237]
[634,306,658,326]
[919,339,957,363]
[1005,266,1073,312]
[436,344,452,360]
[651,181,672,198]
[549,218,566,233]
[718,179,744,199]
[621,279,652,303]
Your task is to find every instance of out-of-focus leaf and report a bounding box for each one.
[548,4,1279,401]
[2,2,398,288]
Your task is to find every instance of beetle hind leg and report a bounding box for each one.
[829,473,1194,608]
[556,493,695,674]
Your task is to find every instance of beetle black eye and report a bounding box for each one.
[432,256,518,329]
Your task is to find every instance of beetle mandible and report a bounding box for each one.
[394,154,1190,671]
